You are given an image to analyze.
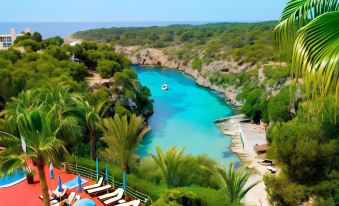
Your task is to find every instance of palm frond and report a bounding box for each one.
[208,163,260,204]
[150,146,186,188]
[100,114,149,170]
[0,153,26,177]
[291,11,339,102]
[274,0,338,49]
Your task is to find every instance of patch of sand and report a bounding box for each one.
[217,114,270,206]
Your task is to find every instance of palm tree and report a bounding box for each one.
[0,89,42,117]
[0,108,69,206]
[78,100,108,160]
[100,114,150,173]
[41,83,84,135]
[1,84,83,145]
[274,0,339,104]
[150,146,186,188]
[207,163,259,204]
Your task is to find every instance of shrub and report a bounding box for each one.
[191,57,202,71]
[153,188,199,206]
[268,87,292,122]
[264,174,308,206]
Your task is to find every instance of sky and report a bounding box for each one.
[2,0,288,22]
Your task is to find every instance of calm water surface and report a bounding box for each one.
[133,66,239,165]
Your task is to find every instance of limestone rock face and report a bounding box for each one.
[203,60,253,74]
[115,45,252,107]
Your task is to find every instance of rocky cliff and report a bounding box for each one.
[115,45,258,107]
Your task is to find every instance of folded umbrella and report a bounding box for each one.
[105,164,109,184]
[50,162,54,180]
[77,175,82,193]
[58,176,63,192]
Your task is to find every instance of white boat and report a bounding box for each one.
[161,84,168,91]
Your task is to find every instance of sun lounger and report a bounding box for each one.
[52,185,67,198]
[102,188,124,205]
[66,191,76,205]
[99,188,124,200]
[39,185,67,203]
[83,177,103,190]
[50,192,76,206]
[115,200,140,206]
[87,184,112,196]
[267,165,277,173]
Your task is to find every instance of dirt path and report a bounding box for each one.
[86,71,112,90]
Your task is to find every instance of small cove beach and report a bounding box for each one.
[217,114,269,206]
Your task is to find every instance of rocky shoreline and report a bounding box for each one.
[115,45,251,107]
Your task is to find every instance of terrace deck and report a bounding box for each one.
[0,161,105,206]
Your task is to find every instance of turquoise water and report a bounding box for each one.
[0,169,26,188]
[133,66,239,165]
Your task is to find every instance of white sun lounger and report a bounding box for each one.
[83,177,103,190]
[115,200,140,206]
[40,185,67,205]
[66,191,76,205]
[102,189,124,205]
[87,184,112,196]
[99,188,124,200]
[51,192,76,206]
[52,185,67,197]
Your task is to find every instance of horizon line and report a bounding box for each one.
[0,20,278,23]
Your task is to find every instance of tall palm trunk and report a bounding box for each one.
[90,130,96,160]
[37,162,50,206]
[122,162,130,174]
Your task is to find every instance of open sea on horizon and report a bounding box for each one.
[0,21,212,38]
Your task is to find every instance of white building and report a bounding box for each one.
[69,40,81,46]
[0,28,30,50]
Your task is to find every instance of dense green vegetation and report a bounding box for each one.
[74,22,279,64]
[0,32,153,118]
[0,32,258,206]
[264,0,339,205]
[265,99,339,205]
[209,65,291,124]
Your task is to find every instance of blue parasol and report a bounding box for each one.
[49,162,54,180]
[105,164,109,184]
[77,175,82,193]
[58,176,63,192]
[96,157,99,181]
[122,171,126,192]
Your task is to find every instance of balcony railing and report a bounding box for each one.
[54,163,152,205]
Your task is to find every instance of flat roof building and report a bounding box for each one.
[0,28,30,50]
